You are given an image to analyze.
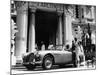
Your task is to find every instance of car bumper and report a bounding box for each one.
[22,61,42,66]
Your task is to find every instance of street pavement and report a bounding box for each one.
[11,63,96,75]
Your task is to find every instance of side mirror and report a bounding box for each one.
[67,49,71,52]
[65,45,70,50]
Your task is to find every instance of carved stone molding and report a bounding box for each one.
[29,2,64,12]
[56,8,64,17]
[17,9,28,15]
[15,1,28,9]
[15,1,28,14]
[64,5,74,17]
[57,10,62,16]
[29,7,37,14]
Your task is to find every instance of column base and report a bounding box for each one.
[11,54,16,66]
[15,56,23,64]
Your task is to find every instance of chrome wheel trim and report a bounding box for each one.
[45,59,52,69]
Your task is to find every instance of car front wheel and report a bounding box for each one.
[42,56,53,70]
[24,64,36,70]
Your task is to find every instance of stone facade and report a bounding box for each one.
[11,1,96,64]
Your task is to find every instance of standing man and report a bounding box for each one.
[41,41,45,50]
[79,41,85,66]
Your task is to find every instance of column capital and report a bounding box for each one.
[15,1,28,10]
[64,5,74,17]
[15,1,28,14]
[57,10,63,17]
[30,8,36,13]
[64,10,70,16]
[29,6,37,14]
[64,9,73,17]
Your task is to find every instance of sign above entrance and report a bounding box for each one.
[29,2,64,12]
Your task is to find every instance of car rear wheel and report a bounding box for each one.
[42,56,53,70]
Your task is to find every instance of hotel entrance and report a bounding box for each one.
[35,10,58,50]
[14,1,73,61]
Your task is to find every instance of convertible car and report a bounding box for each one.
[22,45,77,70]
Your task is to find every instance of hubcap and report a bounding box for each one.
[45,59,52,69]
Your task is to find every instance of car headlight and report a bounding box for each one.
[35,53,41,61]
[35,54,40,58]
[22,53,30,58]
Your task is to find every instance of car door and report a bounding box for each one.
[62,50,72,63]
[53,50,64,64]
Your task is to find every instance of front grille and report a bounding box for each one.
[23,56,29,63]
[35,57,41,61]
[23,53,35,63]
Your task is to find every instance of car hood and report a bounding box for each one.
[37,49,62,55]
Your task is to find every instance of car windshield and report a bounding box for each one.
[47,45,63,51]
[36,45,63,51]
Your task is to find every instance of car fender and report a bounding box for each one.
[37,51,55,64]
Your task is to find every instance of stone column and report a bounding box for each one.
[58,13,63,46]
[28,8,36,52]
[91,6,95,21]
[64,10,73,48]
[15,2,28,63]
